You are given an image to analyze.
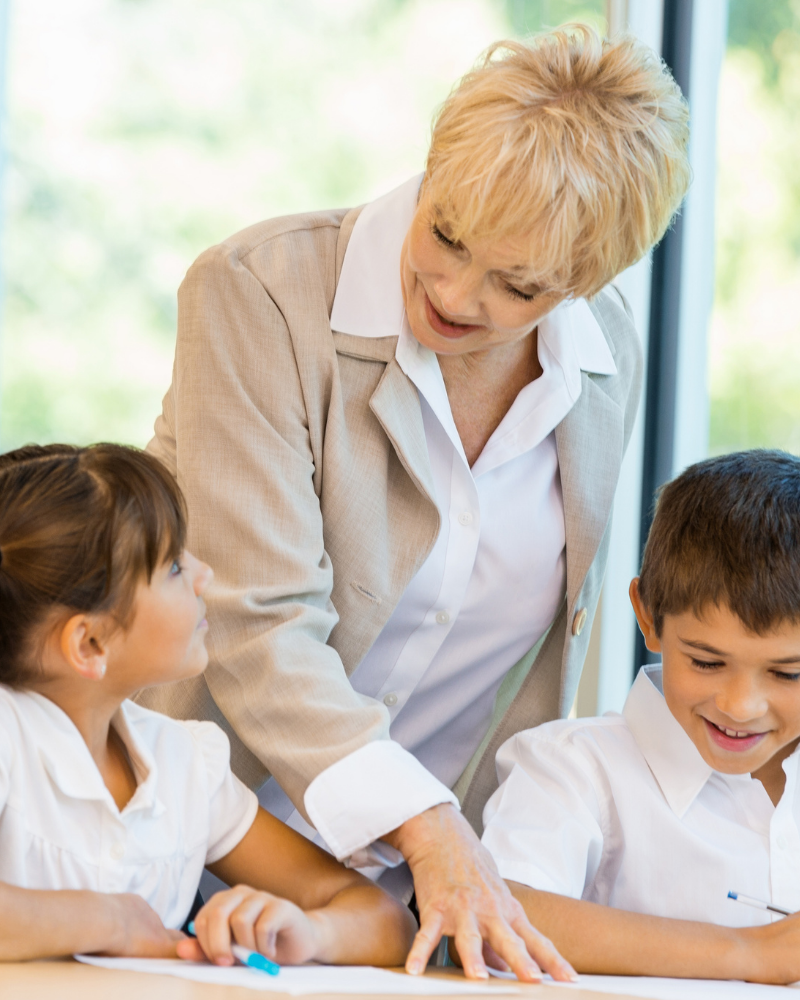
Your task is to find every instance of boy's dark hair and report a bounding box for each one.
[639,450,800,636]
[0,443,186,687]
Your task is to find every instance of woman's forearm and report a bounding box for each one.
[307,884,417,967]
[509,882,761,981]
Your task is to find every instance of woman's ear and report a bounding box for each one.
[60,614,109,681]
[629,578,662,654]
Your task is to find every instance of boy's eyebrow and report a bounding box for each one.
[678,636,800,665]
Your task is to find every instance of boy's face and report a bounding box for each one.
[631,581,800,775]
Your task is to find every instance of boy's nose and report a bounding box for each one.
[715,677,768,722]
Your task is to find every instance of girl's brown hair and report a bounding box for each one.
[0,443,186,687]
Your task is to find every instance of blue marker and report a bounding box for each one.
[187,920,280,976]
[727,892,791,917]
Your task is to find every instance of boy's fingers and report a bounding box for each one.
[405,910,444,975]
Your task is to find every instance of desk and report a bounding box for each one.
[0,960,650,1000]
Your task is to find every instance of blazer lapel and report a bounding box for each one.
[369,357,438,508]
[555,373,625,610]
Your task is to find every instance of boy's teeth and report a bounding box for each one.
[719,724,751,738]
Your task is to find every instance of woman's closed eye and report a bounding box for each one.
[431,222,460,250]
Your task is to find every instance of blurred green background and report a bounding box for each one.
[0,0,796,455]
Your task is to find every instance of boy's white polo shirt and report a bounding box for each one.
[0,685,258,929]
[482,664,800,925]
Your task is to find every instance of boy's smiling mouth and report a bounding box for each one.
[702,717,768,753]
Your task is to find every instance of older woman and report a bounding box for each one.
[142,24,690,981]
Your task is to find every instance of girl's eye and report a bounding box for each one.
[170,559,183,576]
[431,223,459,249]
[505,283,537,302]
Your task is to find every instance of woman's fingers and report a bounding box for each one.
[452,911,489,980]
[512,915,577,983]
[405,908,444,975]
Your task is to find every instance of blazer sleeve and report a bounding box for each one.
[144,234,393,819]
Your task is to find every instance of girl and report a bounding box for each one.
[0,442,416,965]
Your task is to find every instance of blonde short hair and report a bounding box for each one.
[424,24,691,299]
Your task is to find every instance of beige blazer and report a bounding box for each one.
[139,204,642,834]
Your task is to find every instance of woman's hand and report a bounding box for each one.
[177,885,322,967]
[384,803,577,983]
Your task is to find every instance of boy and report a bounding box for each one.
[482,451,800,985]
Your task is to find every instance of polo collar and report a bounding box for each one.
[25,691,165,817]
[623,666,714,819]
[329,173,617,380]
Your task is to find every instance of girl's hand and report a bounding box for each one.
[177,885,323,967]
[104,893,185,957]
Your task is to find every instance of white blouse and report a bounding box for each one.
[482,665,800,924]
[0,686,258,929]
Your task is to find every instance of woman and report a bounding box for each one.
[142,24,690,981]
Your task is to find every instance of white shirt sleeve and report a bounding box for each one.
[304,740,459,863]
[183,720,259,865]
[481,728,605,898]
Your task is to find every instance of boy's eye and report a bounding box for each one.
[690,658,724,670]
[170,559,183,576]
[773,670,800,682]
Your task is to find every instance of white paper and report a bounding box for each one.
[489,971,800,999]
[74,955,521,995]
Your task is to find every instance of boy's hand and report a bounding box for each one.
[178,885,322,967]
[103,893,185,957]
[739,912,800,984]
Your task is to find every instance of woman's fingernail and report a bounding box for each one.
[473,967,489,980]
[407,961,422,975]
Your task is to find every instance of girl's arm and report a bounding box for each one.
[0,881,183,961]
[180,807,417,967]
[509,882,800,985]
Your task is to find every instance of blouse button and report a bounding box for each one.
[110,842,125,861]
[435,610,451,625]
[458,511,473,526]
[572,608,588,636]
[383,692,398,707]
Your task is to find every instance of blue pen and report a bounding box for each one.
[187,920,280,976]
[727,891,791,917]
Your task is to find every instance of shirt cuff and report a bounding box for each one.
[304,740,459,862]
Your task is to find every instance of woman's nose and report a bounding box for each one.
[434,268,481,317]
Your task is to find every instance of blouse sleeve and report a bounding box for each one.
[183,720,259,865]
[481,727,605,899]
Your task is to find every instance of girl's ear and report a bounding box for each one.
[629,578,662,654]
[60,614,109,681]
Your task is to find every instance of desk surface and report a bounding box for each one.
[0,959,651,1000]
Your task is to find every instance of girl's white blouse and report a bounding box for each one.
[0,685,258,928]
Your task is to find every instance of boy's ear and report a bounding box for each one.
[629,578,662,654]
[59,614,109,681]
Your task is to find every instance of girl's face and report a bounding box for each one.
[107,549,213,691]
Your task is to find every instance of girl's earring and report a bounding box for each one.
[97,661,107,679]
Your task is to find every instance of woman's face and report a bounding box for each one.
[400,193,564,357]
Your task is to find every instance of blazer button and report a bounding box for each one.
[572,607,588,636]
